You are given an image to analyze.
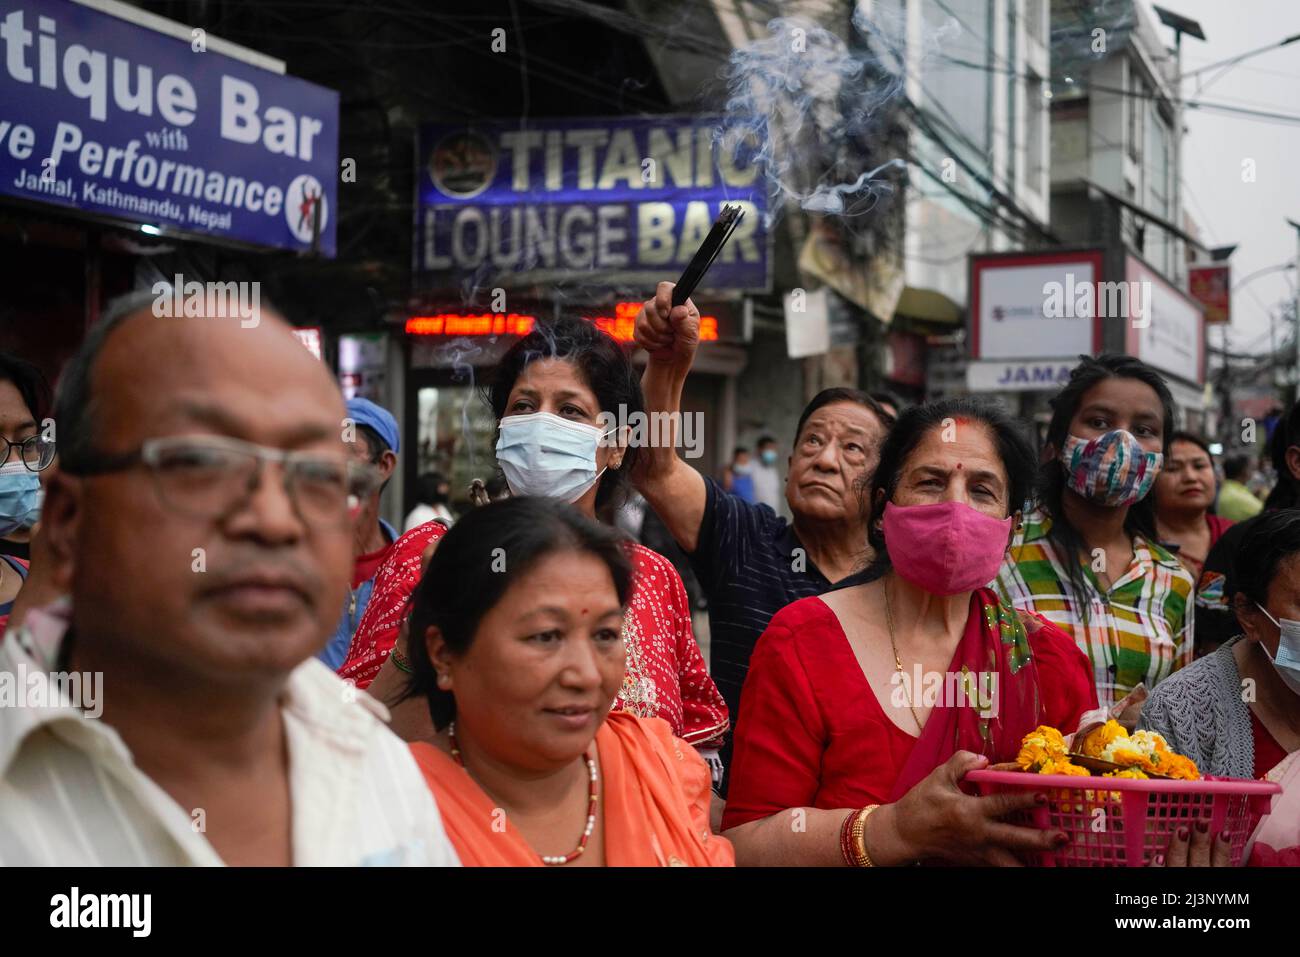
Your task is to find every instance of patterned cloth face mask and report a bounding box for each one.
[1058,429,1163,507]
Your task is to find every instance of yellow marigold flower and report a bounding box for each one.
[1038,726,1068,755]
[1041,758,1090,777]
[1016,726,1068,771]
[1022,726,1067,755]
[1016,744,1049,772]
[1131,751,1161,773]
[1101,737,1149,767]
[1161,753,1201,781]
[1130,729,1170,754]
[1081,719,1127,758]
[1103,768,1148,779]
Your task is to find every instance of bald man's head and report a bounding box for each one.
[43,290,356,688]
[55,293,339,472]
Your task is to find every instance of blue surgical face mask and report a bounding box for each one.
[1254,602,1300,698]
[760,449,778,466]
[495,412,612,504]
[0,460,42,537]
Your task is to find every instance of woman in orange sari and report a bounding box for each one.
[402,496,732,867]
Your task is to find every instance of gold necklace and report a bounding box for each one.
[884,577,924,733]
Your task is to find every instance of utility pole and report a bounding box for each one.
[1288,218,1300,405]
[1226,259,1296,403]
[1270,307,1279,393]
[1154,6,1205,285]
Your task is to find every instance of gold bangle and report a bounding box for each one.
[852,804,881,867]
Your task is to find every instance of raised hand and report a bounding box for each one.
[634,281,700,374]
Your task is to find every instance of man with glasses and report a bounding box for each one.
[317,397,401,670]
[0,292,459,866]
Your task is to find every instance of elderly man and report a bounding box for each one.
[634,283,893,756]
[0,292,458,866]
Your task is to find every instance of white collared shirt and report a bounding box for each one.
[0,604,459,866]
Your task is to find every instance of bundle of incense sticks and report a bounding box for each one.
[671,203,745,307]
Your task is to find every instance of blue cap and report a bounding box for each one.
[346,397,400,456]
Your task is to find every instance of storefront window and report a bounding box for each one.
[338,333,388,401]
[415,384,499,505]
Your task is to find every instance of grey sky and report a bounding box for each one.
[1140,0,1300,357]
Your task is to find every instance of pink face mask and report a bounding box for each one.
[881,501,1013,596]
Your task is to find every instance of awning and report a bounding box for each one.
[896,285,963,325]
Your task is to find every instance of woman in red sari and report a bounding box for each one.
[1153,431,1233,581]
[343,317,727,763]
[723,397,1097,866]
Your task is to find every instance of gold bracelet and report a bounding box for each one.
[851,804,881,867]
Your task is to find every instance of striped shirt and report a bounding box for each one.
[0,603,460,866]
[995,506,1195,710]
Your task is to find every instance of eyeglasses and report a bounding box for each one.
[1,435,56,472]
[63,435,379,525]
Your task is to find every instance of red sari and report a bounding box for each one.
[722,588,1097,829]
[340,529,728,748]
[1176,513,1234,580]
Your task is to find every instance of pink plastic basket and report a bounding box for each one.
[965,768,1281,867]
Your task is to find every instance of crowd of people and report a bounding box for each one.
[0,280,1295,867]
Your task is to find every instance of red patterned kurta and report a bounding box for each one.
[339,521,445,687]
[615,543,728,747]
[338,526,728,748]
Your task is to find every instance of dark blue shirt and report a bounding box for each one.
[688,478,873,765]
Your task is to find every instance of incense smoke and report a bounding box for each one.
[431,336,485,473]
[719,9,958,222]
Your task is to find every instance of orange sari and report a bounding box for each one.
[411,711,734,867]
